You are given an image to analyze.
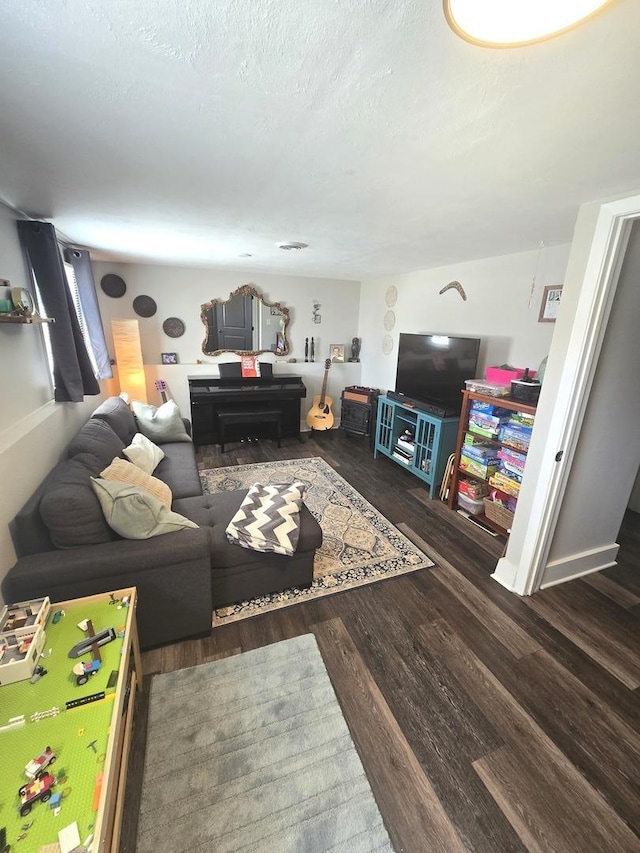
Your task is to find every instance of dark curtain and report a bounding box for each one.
[63,247,112,380]
[17,220,100,402]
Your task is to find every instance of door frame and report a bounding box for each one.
[492,191,640,595]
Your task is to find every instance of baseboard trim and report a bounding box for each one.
[539,543,619,589]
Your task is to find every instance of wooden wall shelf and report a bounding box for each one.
[0,314,55,324]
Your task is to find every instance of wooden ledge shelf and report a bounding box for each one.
[0,314,55,324]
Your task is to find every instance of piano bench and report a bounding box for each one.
[218,409,283,453]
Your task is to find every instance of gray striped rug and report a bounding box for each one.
[136,634,394,852]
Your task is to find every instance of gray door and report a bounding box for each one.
[206,293,253,351]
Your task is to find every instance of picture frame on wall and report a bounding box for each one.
[539,285,563,323]
[330,344,345,363]
[161,352,178,364]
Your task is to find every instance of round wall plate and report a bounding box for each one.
[385,285,398,308]
[384,310,396,331]
[100,274,126,298]
[382,334,394,355]
[133,295,157,318]
[162,317,185,338]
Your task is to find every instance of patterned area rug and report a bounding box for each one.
[201,457,434,626]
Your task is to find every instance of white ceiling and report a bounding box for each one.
[1,0,639,280]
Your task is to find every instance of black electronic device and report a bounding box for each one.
[393,333,480,415]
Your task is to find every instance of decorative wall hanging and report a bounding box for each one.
[385,285,398,308]
[100,274,126,298]
[539,285,563,322]
[384,310,396,331]
[133,295,157,318]
[161,352,178,364]
[439,280,467,301]
[162,317,186,338]
[382,334,394,355]
[312,300,321,324]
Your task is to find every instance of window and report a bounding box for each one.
[34,261,100,388]
[63,261,99,376]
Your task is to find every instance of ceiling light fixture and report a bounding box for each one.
[444,0,614,48]
[276,241,308,251]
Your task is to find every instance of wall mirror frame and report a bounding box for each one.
[201,284,290,357]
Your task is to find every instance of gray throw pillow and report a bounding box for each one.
[91,478,198,539]
[132,400,191,444]
[225,481,306,556]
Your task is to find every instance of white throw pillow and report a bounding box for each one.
[123,432,165,474]
[132,399,191,444]
[91,478,198,539]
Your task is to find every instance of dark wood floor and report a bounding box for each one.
[121,431,640,853]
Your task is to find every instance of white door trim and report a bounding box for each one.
[492,191,640,595]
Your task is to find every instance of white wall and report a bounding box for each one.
[0,204,53,431]
[358,244,570,395]
[0,205,104,598]
[539,220,640,585]
[92,261,361,420]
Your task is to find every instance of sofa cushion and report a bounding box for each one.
[123,432,164,474]
[67,419,125,466]
[153,443,203,499]
[225,481,306,556]
[40,453,120,549]
[90,396,137,444]
[91,478,198,540]
[173,491,322,569]
[132,400,192,444]
[100,458,172,508]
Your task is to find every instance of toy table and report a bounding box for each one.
[0,588,141,853]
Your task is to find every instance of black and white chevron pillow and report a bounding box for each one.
[225,481,307,556]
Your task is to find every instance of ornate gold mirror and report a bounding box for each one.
[201,284,290,356]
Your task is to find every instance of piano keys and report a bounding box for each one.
[188,374,307,446]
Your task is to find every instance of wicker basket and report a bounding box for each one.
[483,498,515,530]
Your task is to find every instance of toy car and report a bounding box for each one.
[24,746,56,779]
[72,659,101,686]
[18,772,55,816]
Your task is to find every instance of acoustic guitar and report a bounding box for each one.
[155,379,168,403]
[306,359,335,431]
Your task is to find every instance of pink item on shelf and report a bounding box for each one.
[485,366,534,386]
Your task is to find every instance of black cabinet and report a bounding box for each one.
[340,387,380,443]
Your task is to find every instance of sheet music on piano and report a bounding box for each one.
[240,356,260,378]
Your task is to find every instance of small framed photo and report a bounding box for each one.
[161,352,178,364]
[330,344,345,363]
[539,285,563,323]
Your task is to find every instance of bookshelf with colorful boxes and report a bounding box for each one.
[447,390,537,535]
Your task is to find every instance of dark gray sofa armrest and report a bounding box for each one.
[2,529,212,650]
[182,417,192,437]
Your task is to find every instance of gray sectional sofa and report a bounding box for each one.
[2,397,322,649]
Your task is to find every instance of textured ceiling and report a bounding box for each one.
[1,0,639,279]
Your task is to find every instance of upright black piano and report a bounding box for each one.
[188,373,307,446]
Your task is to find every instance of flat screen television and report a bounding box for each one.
[393,333,480,415]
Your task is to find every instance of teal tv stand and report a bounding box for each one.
[374,395,459,498]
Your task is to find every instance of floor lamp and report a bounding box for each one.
[111,319,148,404]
